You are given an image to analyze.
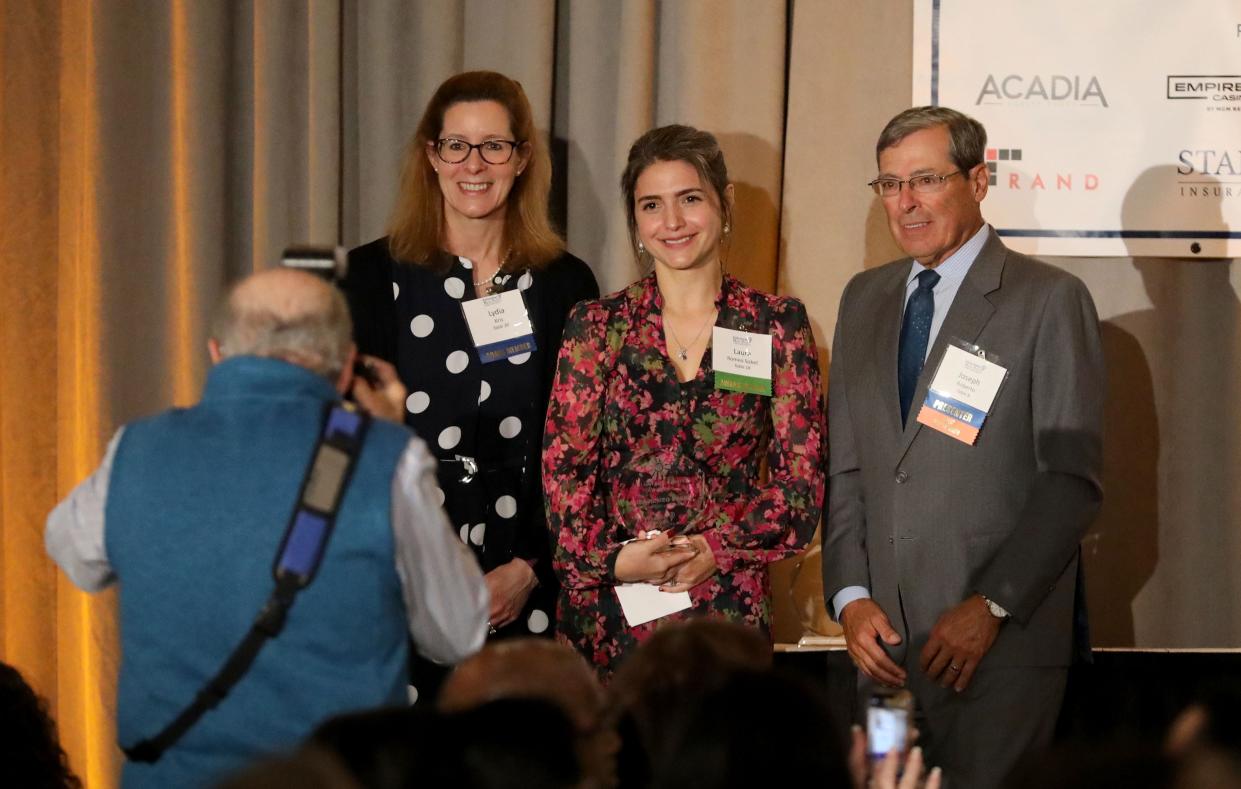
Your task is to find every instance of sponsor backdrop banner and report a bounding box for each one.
[914,1,1241,258]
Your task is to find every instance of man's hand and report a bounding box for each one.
[840,598,907,687]
[657,535,717,592]
[484,558,538,629]
[919,594,1002,692]
[350,355,406,423]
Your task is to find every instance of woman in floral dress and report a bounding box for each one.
[543,125,826,676]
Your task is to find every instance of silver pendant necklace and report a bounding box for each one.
[666,309,716,362]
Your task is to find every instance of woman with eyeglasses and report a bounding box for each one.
[543,125,825,676]
[344,71,598,698]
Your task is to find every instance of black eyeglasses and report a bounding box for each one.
[433,138,523,165]
[867,170,964,197]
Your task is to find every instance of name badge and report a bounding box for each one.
[916,340,1008,445]
[712,327,773,396]
[460,290,537,363]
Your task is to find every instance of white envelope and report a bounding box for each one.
[614,583,692,627]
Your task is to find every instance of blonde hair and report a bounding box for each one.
[387,71,562,272]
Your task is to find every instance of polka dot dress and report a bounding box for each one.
[386,254,554,639]
[344,239,598,704]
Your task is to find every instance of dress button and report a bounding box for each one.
[895,470,909,484]
[887,536,895,544]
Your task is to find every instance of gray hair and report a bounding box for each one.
[876,106,987,174]
[210,272,353,380]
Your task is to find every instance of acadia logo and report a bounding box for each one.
[976,74,1108,107]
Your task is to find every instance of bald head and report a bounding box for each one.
[210,268,353,380]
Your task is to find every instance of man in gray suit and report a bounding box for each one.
[822,106,1104,788]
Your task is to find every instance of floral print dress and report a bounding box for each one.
[543,273,826,676]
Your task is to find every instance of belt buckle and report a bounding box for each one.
[456,454,479,483]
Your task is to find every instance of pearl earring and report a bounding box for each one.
[637,242,646,254]
[723,223,731,234]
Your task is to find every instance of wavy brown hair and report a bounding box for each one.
[619,125,733,268]
[387,71,562,272]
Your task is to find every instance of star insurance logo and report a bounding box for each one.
[985,147,1099,191]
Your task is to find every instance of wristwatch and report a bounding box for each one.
[982,595,1010,619]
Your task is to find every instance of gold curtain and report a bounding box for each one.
[0,1,801,785]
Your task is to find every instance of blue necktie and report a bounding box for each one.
[898,269,940,425]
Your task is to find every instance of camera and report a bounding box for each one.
[279,245,377,386]
[280,245,347,284]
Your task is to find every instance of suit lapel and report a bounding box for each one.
[896,230,1007,462]
[871,264,911,447]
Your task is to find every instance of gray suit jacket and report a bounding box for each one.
[822,229,1104,668]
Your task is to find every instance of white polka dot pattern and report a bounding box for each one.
[406,391,430,414]
[444,277,466,299]
[446,350,470,374]
[508,351,531,365]
[459,524,469,543]
[392,282,400,300]
[527,609,550,634]
[437,426,462,450]
[458,256,473,269]
[495,495,517,519]
[517,271,534,291]
[410,314,434,337]
[469,523,486,545]
[478,380,491,404]
[499,416,522,439]
[407,685,420,705]
[434,487,446,506]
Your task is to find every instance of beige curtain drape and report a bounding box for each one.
[2,1,1238,786]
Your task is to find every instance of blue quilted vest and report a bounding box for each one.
[106,357,411,789]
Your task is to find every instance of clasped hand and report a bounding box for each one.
[614,531,717,591]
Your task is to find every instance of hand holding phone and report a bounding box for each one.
[867,688,914,761]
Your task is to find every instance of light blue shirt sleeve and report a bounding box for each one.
[830,585,871,621]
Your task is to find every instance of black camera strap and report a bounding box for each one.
[123,401,371,764]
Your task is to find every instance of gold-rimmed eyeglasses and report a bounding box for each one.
[867,170,964,198]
